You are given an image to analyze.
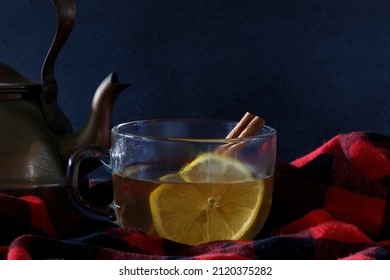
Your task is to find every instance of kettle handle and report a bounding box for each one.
[41,0,76,133]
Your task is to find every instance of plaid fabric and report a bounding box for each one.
[2,131,390,259]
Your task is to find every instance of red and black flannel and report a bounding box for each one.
[2,131,390,259]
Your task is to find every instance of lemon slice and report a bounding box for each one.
[150,153,264,245]
[180,153,253,183]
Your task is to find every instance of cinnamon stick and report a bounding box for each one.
[216,112,265,155]
[225,112,256,138]
[236,115,265,138]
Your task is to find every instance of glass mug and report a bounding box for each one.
[67,119,276,245]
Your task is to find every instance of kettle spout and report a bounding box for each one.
[60,72,131,159]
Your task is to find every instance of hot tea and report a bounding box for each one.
[112,158,274,245]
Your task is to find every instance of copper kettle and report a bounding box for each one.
[0,0,130,188]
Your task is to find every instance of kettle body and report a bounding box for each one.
[0,95,65,186]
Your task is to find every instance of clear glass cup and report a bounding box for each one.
[67,119,276,245]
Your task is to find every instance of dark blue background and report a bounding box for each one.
[2,0,390,161]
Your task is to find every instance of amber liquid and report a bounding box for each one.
[112,164,274,240]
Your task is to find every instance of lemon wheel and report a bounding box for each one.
[150,153,264,245]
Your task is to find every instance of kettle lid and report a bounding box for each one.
[0,62,42,93]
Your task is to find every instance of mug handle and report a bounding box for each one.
[66,144,117,223]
